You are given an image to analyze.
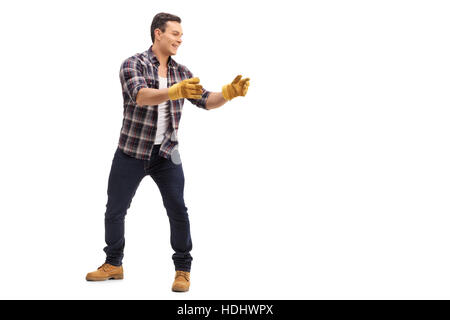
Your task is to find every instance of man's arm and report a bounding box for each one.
[205,74,251,109]
[205,92,228,110]
[136,88,170,107]
[120,57,149,105]
[137,78,203,106]
[137,87,225,109]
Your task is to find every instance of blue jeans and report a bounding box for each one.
[103,144,193,272]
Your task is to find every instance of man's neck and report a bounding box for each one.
[151,45,169,68]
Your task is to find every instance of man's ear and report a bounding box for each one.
[154,29,160,40]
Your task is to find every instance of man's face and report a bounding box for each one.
[156,21,183,55]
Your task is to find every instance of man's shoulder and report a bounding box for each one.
[121,49,151,67]
[119,49,191,75]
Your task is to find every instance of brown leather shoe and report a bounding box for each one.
[172,270,190,292]
[86,263,124,281]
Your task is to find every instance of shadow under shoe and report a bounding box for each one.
[86,263,124,281]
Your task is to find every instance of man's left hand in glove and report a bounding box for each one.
[221,75,250,101]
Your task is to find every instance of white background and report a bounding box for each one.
[0,0,449,299]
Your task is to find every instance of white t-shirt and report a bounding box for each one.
[154,76,170,144]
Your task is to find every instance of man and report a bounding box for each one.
[85,12,250,292]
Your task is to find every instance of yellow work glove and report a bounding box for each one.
[221,75,250,101]
[168,77,203,100]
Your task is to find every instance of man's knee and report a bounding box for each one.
[105,204,129,223]
[164,198,189,219]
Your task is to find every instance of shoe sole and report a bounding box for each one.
[172,286,189,292]
[86,274,124,281]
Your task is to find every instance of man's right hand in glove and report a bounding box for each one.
[168,77,203,100]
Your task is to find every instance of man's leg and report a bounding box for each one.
[147,156,193,272]
[103,147,146,266]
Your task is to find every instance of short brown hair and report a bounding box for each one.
[150,12,182,43]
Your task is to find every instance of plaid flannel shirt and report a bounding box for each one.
[117,44,211,161]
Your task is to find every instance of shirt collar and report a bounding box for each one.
[148,44,177,69]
